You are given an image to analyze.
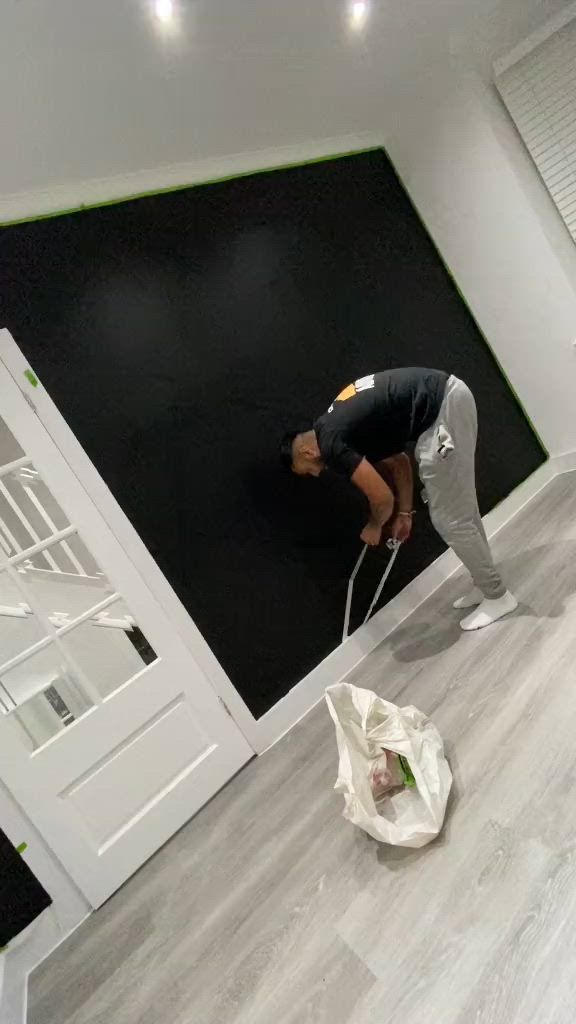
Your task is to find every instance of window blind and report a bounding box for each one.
[496,17,576,242]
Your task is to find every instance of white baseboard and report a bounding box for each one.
[0,908,88,1024]
[1,927,39,1024]
[255,456,563,752]
[548,449,576,475]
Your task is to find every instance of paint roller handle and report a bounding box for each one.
[362,539,401,625]
[342,543,368,642]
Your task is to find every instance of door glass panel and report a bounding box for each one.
[6,672,94,753]
[15,533,115,625]
[0,569,48,663]
[0,416,25,468]
[0,464,70,559]
[60,599,158,699]
[0,643,94,746]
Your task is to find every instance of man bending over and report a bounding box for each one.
[281,368,517,631]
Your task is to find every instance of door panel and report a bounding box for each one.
[0,364,253,907]
[61,698,211,852]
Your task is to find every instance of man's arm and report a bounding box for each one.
[351,459,395,546]
[377,452,414,543]
[379,453,414,512]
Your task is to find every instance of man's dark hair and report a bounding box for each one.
[279,430,299,470]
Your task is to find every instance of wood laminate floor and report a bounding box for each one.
[29,473,576,1024]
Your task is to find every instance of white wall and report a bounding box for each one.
[384,63,576,458]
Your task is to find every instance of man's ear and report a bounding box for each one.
[302,437,320,458]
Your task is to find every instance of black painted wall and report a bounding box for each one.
[0,151,545,716]
[0,831,51,947]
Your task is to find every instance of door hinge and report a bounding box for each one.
[219,695,233,718]
[22,391,36,412]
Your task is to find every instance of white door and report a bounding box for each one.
[0,360,253,908]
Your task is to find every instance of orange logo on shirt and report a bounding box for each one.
[328,374,375,413]
[335,383,357,402]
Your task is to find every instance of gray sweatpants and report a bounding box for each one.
[414,376,505,600]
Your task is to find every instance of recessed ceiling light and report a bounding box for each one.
[350,0,369,29]
[155,0,174,24]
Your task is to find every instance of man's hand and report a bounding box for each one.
[360,522,382,547]
[391,513,413,544]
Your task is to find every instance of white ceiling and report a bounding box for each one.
[0,0,572,198]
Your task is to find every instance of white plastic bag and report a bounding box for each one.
[325,682,452,848]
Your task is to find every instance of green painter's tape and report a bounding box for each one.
[0,147,383,227]
[24,369,38,388]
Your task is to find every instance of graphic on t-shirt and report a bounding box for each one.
[328,374,375,413]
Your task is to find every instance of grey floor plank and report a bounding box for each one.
[452,843,576,1024]
[28,473,576,1024]
[341,825,557,1024]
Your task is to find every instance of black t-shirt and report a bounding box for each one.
[314,368,448,477]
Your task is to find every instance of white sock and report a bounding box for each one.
[459,591,518,632]
[453,587,483,610]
